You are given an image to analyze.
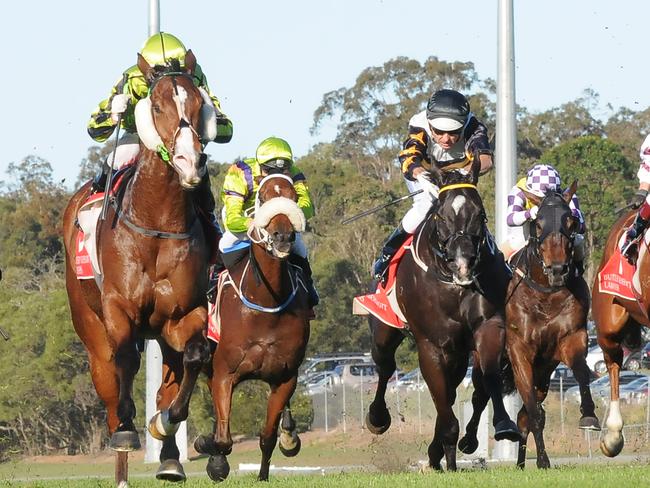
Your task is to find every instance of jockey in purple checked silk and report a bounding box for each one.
[502,163,586,274]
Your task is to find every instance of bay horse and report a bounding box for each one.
[459,184,600,469]
[366,161,519,471]
[63,51,212,482]
[592,209,649,457]
[193,173,311,482]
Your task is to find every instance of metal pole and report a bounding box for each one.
[560,374,564,435]
[324,380,329,433]
[646,378,649,443]
[360,369,364,430]
[394,370,402,433]
[417,369,422,435]
[492,0,520,462]
[148,0,160,36]
[342,378,347,433]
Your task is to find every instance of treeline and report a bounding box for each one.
[0,56,648,458]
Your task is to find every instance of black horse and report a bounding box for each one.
[366,161,519,471]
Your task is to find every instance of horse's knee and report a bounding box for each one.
[184,339,211,369]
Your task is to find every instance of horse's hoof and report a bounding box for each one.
[536,453,551,469]
[279,434,301,457]
[148,410,180,441]
[206,454,230,482]
[458,434,479,454]
[494,419,520,442]
[109,430,141,452]
[365,411,391,435]
[156,459,186,482]
[600,432,624,457]
[194,434,216,455]
[578,416,601,431]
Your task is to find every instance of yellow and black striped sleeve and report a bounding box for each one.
[399,127,428,181]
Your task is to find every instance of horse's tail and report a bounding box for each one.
[500,352,517,396]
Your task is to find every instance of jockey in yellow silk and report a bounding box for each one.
[218,137,318,307]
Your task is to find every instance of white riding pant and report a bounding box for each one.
[219,228,308,258]
[401,177,436,234]
[106,131,140,169]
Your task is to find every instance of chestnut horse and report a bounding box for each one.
[63,52,211,482]
[459,184,600,469]
[366,163,519,471]
[592,209,649,457]
[193,173,311,481]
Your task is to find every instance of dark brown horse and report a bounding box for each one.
[63,51,211,482]
[193,173,311,481]
[459,184,600,469]
[366,163,519,471]
[592,210,649,457]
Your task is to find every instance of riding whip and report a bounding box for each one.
[0,326,8,341]
[100,112,122,221]
[341,190,423,225]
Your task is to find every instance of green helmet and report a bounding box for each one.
[140,32,187,68]
[256,137,294,171]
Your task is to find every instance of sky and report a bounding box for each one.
[2,0,649,188]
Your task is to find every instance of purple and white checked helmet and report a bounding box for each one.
[525,164,561,197]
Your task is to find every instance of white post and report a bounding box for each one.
[144,0,188,464]
[646,378,649,442]
[342,378,347,434]
[324,380,329,433]
[492,0,521,462]
[360,369,364,430]
[417,370,422,435]
[394,370,402,433]
[560,375,565,435]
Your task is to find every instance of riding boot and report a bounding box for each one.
[194,173,222,265]
[622,207,650,262]
[289,254,319,307]
[573,234,585,277]
[91,166,112,194]
[372,224,410,284]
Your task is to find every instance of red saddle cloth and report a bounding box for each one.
[598,244,636,301]
[352,236,414,329]
[74,169,132,280]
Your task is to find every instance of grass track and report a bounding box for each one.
[2,464,650,487]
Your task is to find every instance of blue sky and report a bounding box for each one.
[2,0,649,187]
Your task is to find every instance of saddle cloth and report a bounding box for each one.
[598,231,645,301]
[207,270,230,343]
[352,236,413,329]
[74,168,133,281]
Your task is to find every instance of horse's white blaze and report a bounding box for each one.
[605,399,623,432]
[452,195,466,215]
[171,86,202,187]
[274,184,281,195]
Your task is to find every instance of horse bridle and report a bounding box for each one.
[430,183,488,282]
[525,193,577,286]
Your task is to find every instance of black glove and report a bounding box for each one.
[631,190,649,209]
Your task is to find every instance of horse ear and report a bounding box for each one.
[137,53,154,83]
[564,179,578,203]
[522,188,542,206]
[428,163,443,187]
[184,49,197,75]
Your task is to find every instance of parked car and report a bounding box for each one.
[298,353,371,383]
[304,371,339,396]
[549,365,584,392]
[641,342,650,369]
[585,345,604,374]
[593,345,644,375]
[620,376,650,404]
[564,371,647,404]
[387,368,421,392]
[333,363,378,387]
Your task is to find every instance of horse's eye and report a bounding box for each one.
[153,104,162,114]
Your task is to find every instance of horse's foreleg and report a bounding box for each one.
[367,320,404,435]
[103,299,141,451]
[204,370,235,482]
[418,347,458,471]
[561,333,600,431]
[278,403,301,457]
[515,405,529,468]
[509,343,550,469]
[258,377,297,481]
[458,361,489,454]
[164,308,211,424]
[599,333,625,457]
[474,317,519,441]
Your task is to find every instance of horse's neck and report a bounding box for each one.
[127,150,193,229]
[241,244,292,304]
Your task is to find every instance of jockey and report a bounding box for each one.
[372,89,494,282]
[502,163,586,273]
[217,137,319,307]
[622,134,650,261]
[86,32,232,261]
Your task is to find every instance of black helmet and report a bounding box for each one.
[426,89,470,131]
